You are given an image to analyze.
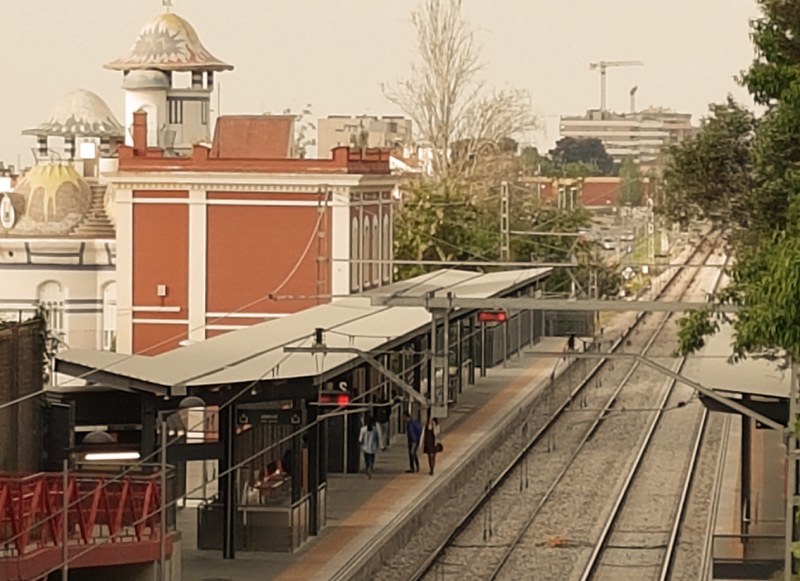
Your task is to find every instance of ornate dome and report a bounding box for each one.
[122,70,171,90]
[105,12,233,72]
[23,90,124,139]
[12,164,91,234]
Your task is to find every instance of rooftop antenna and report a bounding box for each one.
[162,0,173,13]
[630,86,638,114]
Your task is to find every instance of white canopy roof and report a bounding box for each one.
[57,268,550,392]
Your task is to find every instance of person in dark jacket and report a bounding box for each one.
[375,397,392,451]
[405,411,422,473]
[422,416,441,476]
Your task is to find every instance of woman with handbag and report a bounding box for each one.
[422,416,442,476]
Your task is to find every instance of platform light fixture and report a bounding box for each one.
[85,451,141,461]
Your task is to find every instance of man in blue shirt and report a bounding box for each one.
[405,411,422,473]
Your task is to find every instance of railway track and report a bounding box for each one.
[577,252,729,581]
[409,236,723,581]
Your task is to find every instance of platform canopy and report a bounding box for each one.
[688,324,790,401]
[56,268,550,396]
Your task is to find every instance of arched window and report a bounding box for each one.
[363,218,371,287]
[102,282,117,351]
[372,215,380,285]
[382,213,391,282]
[38,281,65,340]
[351,217,361,291]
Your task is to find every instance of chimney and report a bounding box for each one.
[132,109,148,155]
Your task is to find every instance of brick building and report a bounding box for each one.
[0,319,44,472]
[523,176,652,209]
[111,111,397,355]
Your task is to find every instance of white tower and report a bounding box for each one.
[105,11,233,154]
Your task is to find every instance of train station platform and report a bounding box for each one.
[178,336,571,581]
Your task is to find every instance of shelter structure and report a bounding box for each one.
[54,268,551,557]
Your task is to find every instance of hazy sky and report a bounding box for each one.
[1,0,761,165]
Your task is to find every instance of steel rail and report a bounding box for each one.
[658,254,729,581]
[699,414,731,580]
[486,241,720,581]
[658,408,709,580]
[409,236,718,581]
[579,252,728,581]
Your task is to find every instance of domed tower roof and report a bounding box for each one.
[10,164,92,235]
[23,90,124,139]
[105,12,233,72]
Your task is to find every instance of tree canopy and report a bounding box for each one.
[673,0,800,362]
[548,137,615,176]
[619,157,645,206]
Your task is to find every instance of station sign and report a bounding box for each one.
[238,409,302,426]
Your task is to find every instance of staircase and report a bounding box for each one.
[71,185,115,238]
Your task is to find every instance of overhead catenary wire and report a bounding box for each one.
[5,309,491,558]
[0,194,331,412]
[30,348,445,579]
[3,289,478,553]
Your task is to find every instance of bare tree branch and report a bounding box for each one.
[384,0,535,181]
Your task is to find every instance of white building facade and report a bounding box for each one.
[0,90,121,362]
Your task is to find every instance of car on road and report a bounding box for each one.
[601,238,615,250]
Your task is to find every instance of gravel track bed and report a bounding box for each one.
[371,242,717,581]
[589,384,704,581]
[494,252,722,581]
[588,255,729,581]
[667,413,728,577]
[372,349,603,581]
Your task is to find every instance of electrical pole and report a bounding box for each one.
[500,181,510,262]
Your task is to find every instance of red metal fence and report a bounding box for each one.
[0,472,170,581]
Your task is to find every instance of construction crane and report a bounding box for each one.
[589,61,644,116]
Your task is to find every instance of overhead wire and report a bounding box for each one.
[0,193,331,412]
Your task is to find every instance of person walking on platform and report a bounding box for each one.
[359,415,380,479]
[422,416,441,476]
[405,411,422,473]
[375,397,392,451]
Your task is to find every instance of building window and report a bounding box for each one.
[168,99,184,124]
[102,282,117,351]
[382,214,391,282]
[372,215,380,285]
[351,217,360,291]
[201,101,209,125]
[38,281,65,340]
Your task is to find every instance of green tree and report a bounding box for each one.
[676,0,800,363]
[549,137,615,176]
[393,179,497,279]
[662,99,755,229]
[618,157,645,206]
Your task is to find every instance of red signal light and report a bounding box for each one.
[478,310,508,323]
[319,393,351,406]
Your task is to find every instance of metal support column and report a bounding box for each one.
[742,397,751,537]
[291,403,302,504]
[467,316,476,385]
[785,360,799,581]
[221,405,236,560]
[455,318,463,397]
[159,418,168,581]
[480,321,487,377]
[308,401,320,534]
[61,459,69,581]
